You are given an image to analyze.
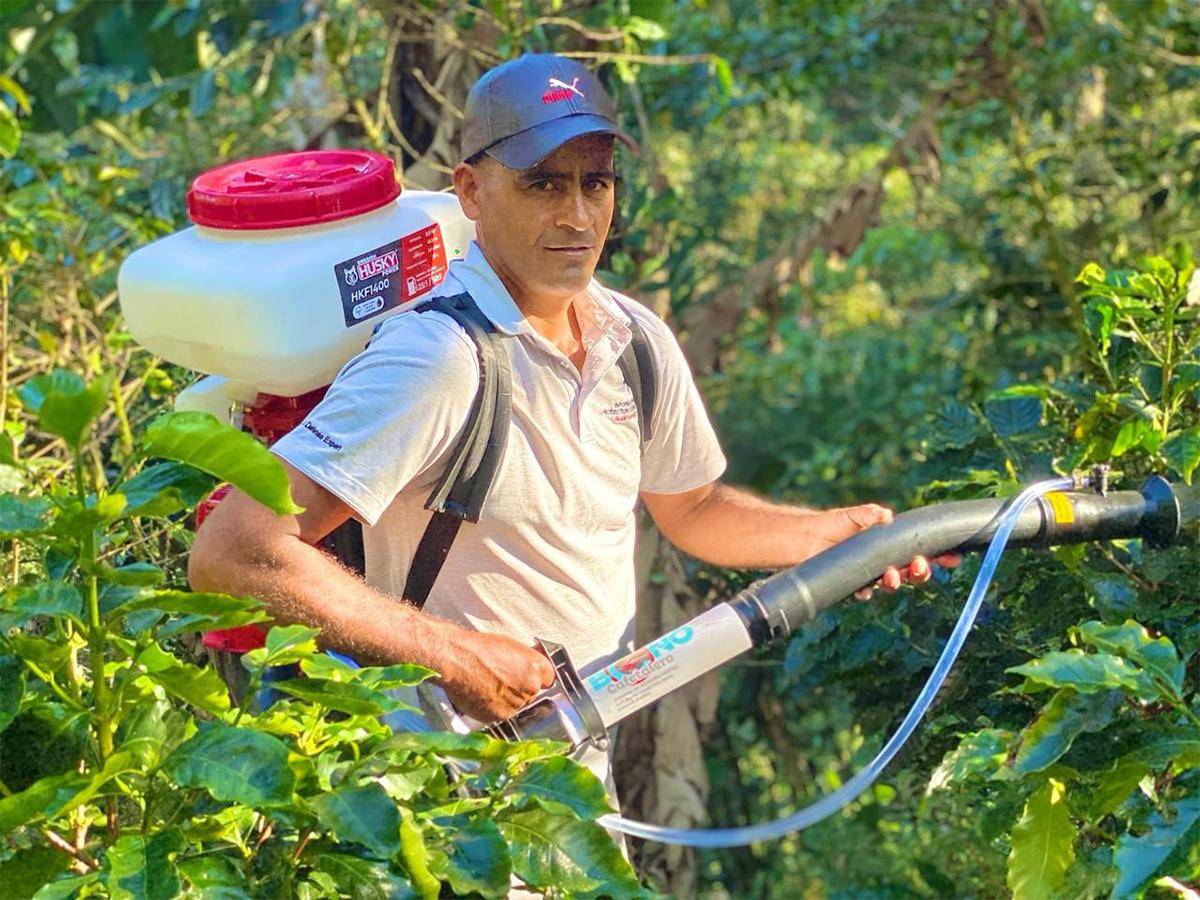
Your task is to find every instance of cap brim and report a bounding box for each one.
[484,114,638,170]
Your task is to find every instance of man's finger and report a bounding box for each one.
[881,566,902,591]
[854,586,874,601]
[934,553,963,568]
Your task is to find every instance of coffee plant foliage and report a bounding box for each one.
[0,391,647,898]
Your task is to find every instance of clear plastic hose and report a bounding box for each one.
[598,476,1076,848]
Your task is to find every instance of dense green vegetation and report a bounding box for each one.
[2,1,1198,897]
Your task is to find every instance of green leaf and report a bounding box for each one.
[98,562,164,586]
[0,581,83,631]
[0,772,88,830]
[355,663,436,690]
[242,623,320,672]
[17,369,113,450]
[711,56,733,97]
[1012,689,1123,775]
[0,494,53,538]
[1007,650,1154,697]
[165,722,295,806]
[379,730,565,763]
[308,853,416,900]
[931,400,983,449]
[1076,758,1148,822]
[190,69,216,117]
[1075,620,1186,695]
[499,809,642,898]
[105,830,184,900]
[108,589,268,636]
[118,462,215,518]
[176,856,250,898]
[308,782,402,858]
[140,411,302,515]
[134,642,231,716]
[0,845,69,900]
[1112,797,1200,898]
[1162,428,1200,484]
[509,756,614,820]
[0,653,25,733]
[427,818,511,898]
[927,729,1014,791]
[0,99,20,159]
[985,395,1043,438]
[1007,779,1076,900]
[273,678,401,716]
[31,872,101,900]
[399,809,441,900]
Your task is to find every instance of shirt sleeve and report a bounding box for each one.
[270,311,480,526]
[633,308,728,494]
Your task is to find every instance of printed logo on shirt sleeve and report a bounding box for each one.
[302,421,343,451]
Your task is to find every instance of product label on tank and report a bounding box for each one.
[334,223,448,327]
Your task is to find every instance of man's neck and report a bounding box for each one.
[483,247,586,354]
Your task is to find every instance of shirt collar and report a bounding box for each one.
[444,241,633,346]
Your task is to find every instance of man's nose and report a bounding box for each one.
[555,185,590,231]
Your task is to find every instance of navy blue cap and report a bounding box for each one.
[461,54,637,168]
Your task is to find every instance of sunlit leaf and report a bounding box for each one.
[498,809,642,898]
[17,369,113,450]
[1007,650,1154,698]
[1006,779,1075,900]
[0,581,83,631]
[927,729,1013,791]
[509,757,614,820]
[400,810,440,899]
[242,624,320,673]
[1074,620,1185,695]
[273,677,402,716]
[133,642,231,716]
[141,411,302,515]
[1011,689,1123,775]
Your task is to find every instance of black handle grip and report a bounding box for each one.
[733,476,1182,644]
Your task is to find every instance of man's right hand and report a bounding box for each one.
[440,631,556,723]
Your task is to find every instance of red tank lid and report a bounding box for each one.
[187,150,401,230]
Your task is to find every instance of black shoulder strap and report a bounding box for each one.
[616,314,658,447]
[402,293,511,608]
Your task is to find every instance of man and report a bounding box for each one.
[189,53,949,756]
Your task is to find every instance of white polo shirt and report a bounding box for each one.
[272,241,726,682]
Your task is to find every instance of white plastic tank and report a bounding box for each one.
[118,150,476,411]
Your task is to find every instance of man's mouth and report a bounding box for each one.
[545,245,593,256]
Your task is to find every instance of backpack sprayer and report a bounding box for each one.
[119,152,1197,849]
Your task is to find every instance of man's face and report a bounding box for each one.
[454,134,616,305]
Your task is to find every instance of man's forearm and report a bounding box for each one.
[656,483,878,569]
[189,529,463,674]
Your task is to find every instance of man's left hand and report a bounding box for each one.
[823,503,962,600]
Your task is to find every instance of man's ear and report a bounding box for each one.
[453,162,483,222]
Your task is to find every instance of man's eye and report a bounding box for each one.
[530,180,554,192]
[585,178,612,191]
